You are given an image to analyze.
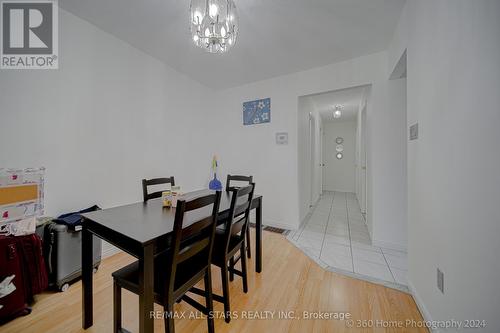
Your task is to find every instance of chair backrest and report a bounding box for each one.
[225,174,253,191]
[166,191,221,296]
[142,177,175,202]
[222,184,255,254]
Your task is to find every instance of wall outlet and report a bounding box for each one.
[437,268,444,294]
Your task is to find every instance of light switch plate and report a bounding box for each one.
[437,268,444,294]
[276,132,288,145]
[410,123,418,140]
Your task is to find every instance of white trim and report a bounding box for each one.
[261,219,294,231]
[322,187,356,193]
[407,279,439,333]
[249,213,295,231]
[299,197,320,228]
[366,215,374,240]
[372,239,407,252]
[101,243,122,258]
[298,214,310,230]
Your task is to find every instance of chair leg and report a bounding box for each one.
[240,245,248,293]
[229,257,235,282]
[164,302,175,333]
[204,270,215,333]
[246,227,252,258]
[220,265,231,323]
[113,280,121,333]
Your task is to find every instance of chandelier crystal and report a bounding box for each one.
[189,0,239,53]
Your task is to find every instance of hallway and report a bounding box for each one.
[287,191,408,290]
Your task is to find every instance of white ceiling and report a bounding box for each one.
[307,86,367,122]
[60,0,406,90]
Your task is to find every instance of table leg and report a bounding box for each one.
[255,197,263,273]
[82,222,93,329]
[139,243,154,333]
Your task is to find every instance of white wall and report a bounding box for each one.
[355,103,363,202]
[3,4,495,328]
[213,52,387,230]
[361,76,407,248]
[322,121,356,192]
[212,51,408,237]
[312,111,322,209]
[368,77,407,250]
[355,96,367,214]
[389,1,500,331]
[297,97,312,222]
[0,10,214,256]
[297,97,322,223]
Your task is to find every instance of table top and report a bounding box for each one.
[82,189,261,245]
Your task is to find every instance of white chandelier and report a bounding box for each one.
[189,0,239,53]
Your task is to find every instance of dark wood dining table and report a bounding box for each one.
[81,190,263,333]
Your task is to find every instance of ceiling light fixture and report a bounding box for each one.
[333,104,343,119]
[190,0,239,54]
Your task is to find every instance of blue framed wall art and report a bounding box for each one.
[243,98,271,125]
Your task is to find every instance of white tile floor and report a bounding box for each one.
[287,191,409,291]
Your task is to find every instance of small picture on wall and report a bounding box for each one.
[243,98,271,125]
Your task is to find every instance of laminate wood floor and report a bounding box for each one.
[0,230,427,332]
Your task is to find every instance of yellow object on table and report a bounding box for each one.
[162,191,172,207]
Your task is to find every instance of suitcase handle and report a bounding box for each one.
[47,233,54,275]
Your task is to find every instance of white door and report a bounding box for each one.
[360,106,367,213]
[319,126,323,195]
[309,114,316,207]
[322,122,356,192]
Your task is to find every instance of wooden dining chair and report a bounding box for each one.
[112,191,222,333]
[192,184,254,323]
[225,174,253,259]
[142,177,175,202]
[225,174,253,191]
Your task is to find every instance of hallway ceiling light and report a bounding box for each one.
[333,104,343,119]
[190,0,239,53]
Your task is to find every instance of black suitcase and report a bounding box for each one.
[43,222,101,291]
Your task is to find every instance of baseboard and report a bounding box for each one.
[372,239,407,252]
[354,193,366,214]
[368,227,374,241]
[297,197,320,230]
[323,188,355,193]
[298,214,310,230]
[261,219,294,231]
[101,241,122,258]
[407,279,438,333]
